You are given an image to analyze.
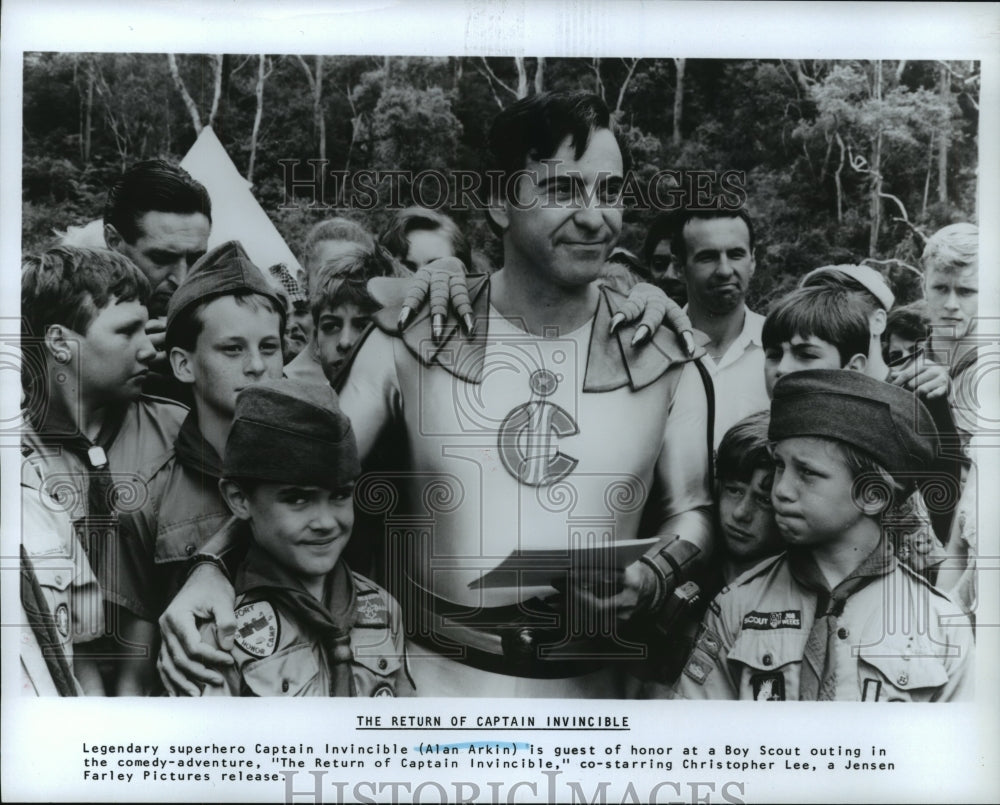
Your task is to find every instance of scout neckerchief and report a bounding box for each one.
[173,409,223,482]
[237,541,358,696]
[787,540,895,701]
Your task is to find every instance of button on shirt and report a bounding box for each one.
[691,307,768,447]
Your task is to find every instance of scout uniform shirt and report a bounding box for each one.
[20,463,104,695]
[116,410,232,621]
[21,393,187,613]
[207,536,413,697]
[677,542,973,701]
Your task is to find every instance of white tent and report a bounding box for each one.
[180,126,302,275]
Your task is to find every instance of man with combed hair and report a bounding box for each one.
[158,90,714,698]
[102,159,212,360]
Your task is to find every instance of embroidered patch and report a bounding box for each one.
[741,610,802,630]
[355,592,389,627]
[372,682,395,697]
[696,628,722,659]
[683,653,712,685]
[234,601,279,658]
[750,672,786,701]
[55,603,70,638]
[708,599,722,616]
[862,678,882,702]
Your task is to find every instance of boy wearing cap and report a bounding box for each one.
[114,240,285,694]
[268,263,313,364]
[676,370,973,701]
[206,379,412,697]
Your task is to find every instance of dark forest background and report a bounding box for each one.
[22,54,979,309]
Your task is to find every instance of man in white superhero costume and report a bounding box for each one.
[157,91,714,697]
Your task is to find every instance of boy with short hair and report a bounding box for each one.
[762,285,871,396]
[714,410,784,585]
[114,240,285,693]
[206,379,413,697]
[677,370,973,701]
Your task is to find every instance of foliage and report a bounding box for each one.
[21,54,979,306]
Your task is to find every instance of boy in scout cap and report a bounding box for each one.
[204,378,413,697]
[114,240,285,694]
[677,369,973,701]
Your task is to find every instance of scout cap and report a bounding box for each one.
[801,264,895,311]
[769,369,938,476]
[166,240,285,342]
[223,378,361,488]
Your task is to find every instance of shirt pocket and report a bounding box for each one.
[241,645,322,696]
[728,631,805,701]
[856,644,949,702]
[352,646,402,697]
[29,557,75,649]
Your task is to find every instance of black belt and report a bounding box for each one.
[411,591,639,679]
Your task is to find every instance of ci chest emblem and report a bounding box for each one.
[498,369,579,487]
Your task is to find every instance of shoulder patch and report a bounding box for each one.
[682,652,713,685]
[696,627,723,659]
[234,601,280,658]
[355,591,389,628]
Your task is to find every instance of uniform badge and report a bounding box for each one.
[750,672,785,701]
[742,610,801,630]
[55,603,70,638]
[696,628,722,659]
[355,592,388,628]
[372,683,395,697]
[683,654,712,685]
[234,601,279,658]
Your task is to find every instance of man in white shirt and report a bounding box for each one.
[672,208,768,445]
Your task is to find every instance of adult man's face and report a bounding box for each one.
[924,265,978,340]
[499,128,623,289]
[105,211,210,318]
[680,216,755,317]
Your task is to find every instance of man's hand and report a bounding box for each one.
[890,357,951,400]
[565,560,660,625]
[146,316,167,365]
[397,257,473,340]
[157,563,236,696]
[608,282,696,354]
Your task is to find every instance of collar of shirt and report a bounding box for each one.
[683,306,764,372]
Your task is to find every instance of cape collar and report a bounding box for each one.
[369,274,707,391]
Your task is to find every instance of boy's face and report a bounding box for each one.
[174,295,283,417]
[717,467,783,562]
[770,437,866,547]
[242,482,355,582]
[404,228,454,271]
[283,299,313,363]
[71,297,156,404]
[316,302,373,382]
[924,265,978,340]
[764,334,844,397]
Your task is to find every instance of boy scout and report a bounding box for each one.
[114,240,285,693]
[677,370,973,701]
[206,379,412,697]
